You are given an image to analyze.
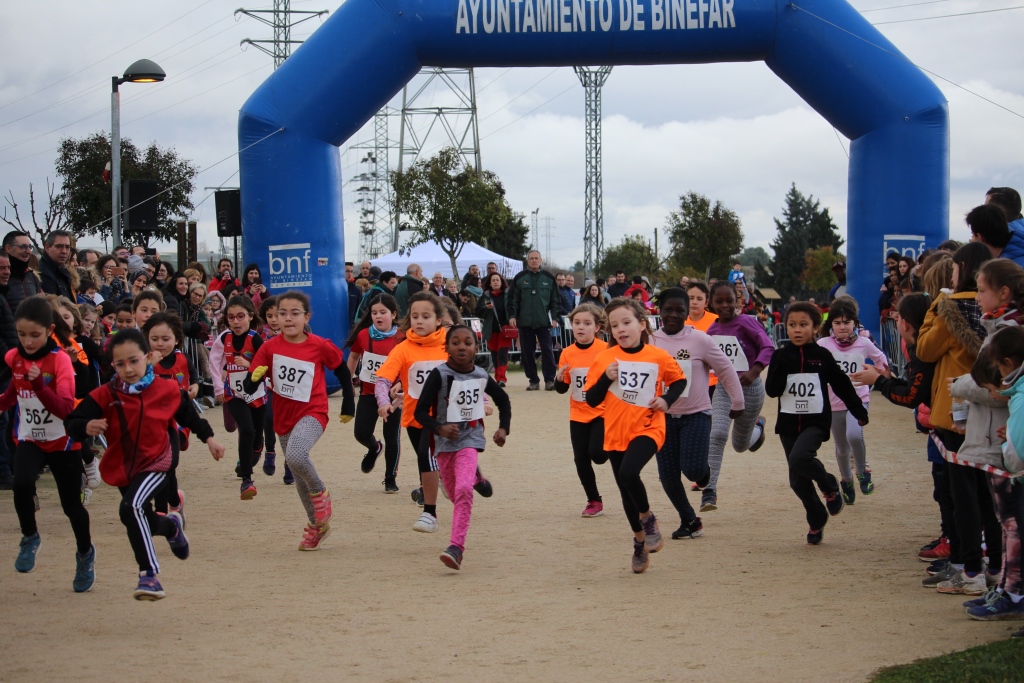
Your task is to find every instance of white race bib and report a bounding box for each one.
[229,371,266,404]
[18,395,65,442]
[831,350,866,386]
[675,358,692,398]
[407,360,444,399]
[272,354,316,403]
[358,352,388,384]
[781,373,824,414]
[713,335,749,372]
[446,377,487,422]
[570,368,589,403]
[611,361,659,407]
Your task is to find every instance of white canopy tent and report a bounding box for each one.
[369,241,523,281]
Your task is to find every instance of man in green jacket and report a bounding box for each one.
[506,250,560,391]
[394,263,425,317]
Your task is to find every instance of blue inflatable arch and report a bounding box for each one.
[239,0,949,346]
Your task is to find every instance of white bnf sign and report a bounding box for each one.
[269,243,312,288]
[882,234,926,273]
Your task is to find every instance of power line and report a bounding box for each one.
[479,69,560,123]
[858,0,954,12]
[873,4,1024,24]
[481,83,577,140]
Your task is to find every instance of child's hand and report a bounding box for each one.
[729,408,744,419]
[484,402,494,416]
[557,364,570,381]
[392,394,404,411]
[215,394,224,405]
[739,369,758,387]
[338,412,354,424]
[437,424,460,440]
[26,364,40,382]
[207,437,225,461]
[188,385,199,400]
[493,427,507,447]
[389,383,403,400]
[235,357,250,370]
[858,418,868,427]
[85,418,108,436]
[997,425,1007,441]
[250,365,268,382]
[378,404,395,419]
[648,397,669,412]
[852,366,881,386]
[605,361,619,381]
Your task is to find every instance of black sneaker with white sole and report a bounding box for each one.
[361,440,382,474]
[671,517,704,540]
[748,416,767,452]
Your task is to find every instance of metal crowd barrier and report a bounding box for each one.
[772,323,788,347]
[879,316,908,378]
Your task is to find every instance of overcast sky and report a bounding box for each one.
[0,0,1021,270]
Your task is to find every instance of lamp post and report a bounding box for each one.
[111,58,165,247]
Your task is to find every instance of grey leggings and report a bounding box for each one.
[279,416,327,525]
[707,377,764,491]
[831,408,867,482]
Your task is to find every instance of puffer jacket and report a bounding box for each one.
[1001,362,1024,474]
[999,218,1024,269]
[916,292,986,431]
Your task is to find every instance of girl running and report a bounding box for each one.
[703,281,773,512]
[684,281,718,403]
[210,295,267,500]
[65,329,224,600]
[477,272,513,387]
[554,303,609,518]
[5,297,93,592]
[817,296,889,504]
[765,303,868,545]
[584,298,687,573]
[414,325,512,570]
[242,291,346,550]
[652,288,745,540]
[346,293,404,492]
[375,291,449,533]
[143,312,200,520]
[258,296,283,481]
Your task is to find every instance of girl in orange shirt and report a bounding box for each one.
[375,291,449,534]
[555,303,609,518]
[584,299,687,574]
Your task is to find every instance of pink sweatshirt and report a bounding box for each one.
[652,326,745,415]
[817,333,889,410]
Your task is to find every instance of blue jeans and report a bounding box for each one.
[519,325,556,384]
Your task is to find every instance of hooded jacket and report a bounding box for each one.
[999,218,1024,269]
[5,256,41,313]
[1000,362,1024,474]
[394,273,425,318]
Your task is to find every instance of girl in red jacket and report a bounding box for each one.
[65,329,225,600]
[4,297,93,592]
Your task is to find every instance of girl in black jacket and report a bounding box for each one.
[765,302,868,545]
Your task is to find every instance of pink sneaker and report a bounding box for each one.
[582,500,604,518]
[298,524,330,551]
[310,487,333,527]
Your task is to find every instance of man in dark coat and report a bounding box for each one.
[38,230,74,300]
[2,230,41,313]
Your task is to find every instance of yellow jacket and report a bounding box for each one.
[916,292,984,431]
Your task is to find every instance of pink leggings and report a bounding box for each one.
[436,447,479,551]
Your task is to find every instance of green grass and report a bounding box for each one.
[870,637,1024,682]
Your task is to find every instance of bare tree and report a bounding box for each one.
[1,179,69,251]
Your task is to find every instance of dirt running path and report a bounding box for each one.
[0,379,1016,682]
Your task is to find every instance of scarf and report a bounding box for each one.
[829,326,859,349]
[405,327,446,347]
[369,324,399,341]
[982,305,1012,321]
[114,365,155,395]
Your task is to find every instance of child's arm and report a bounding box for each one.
[31,352,77,419]
[950,374,1007,408]
[64,393,107,442]
[412,369,444,434]
[484,376,512,435]
[763,348,787,397]
[241,343,270,395]
[209,333,226,398]
[706,339,745,416]
[554,360,572,395]
[823,356,869,423]
[744,319,775,384]
[0,378,17,413]
[585,372,613,408]
[173,389,225,460]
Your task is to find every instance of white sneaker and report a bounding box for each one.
[412,512,438,533]
[937,569,987,595]
[82,486,93,506]
[83,459,101,489]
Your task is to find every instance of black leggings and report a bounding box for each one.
[608,436,659,533]
[407,425,438,475]
[657,412,712,525]
[12,442,91,554]
[780,426,837,531]
[354,394,401,479]
[263,393,277,453]
[569,418,605,502]
[154,426,182,514]
[226,398,266,478]
[119,471,175,573]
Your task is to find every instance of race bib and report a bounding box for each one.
[18,395,65,442]
[831,350,866,386]
[781,373,824,414]
[713,335,749,372]
[407,360,444,399]
[358,352,388,384]
[570,368,589,403]
[229,371,266,404]
[675,358,692,398]
[611,361,658,407]
[446,377,487,422]
[272,354,316,403]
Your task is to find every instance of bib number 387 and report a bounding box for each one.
[781,373,824,414]
[272,354,316,403]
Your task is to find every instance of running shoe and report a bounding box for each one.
[671,517,704,540]
[440,545,463,570]
[82,485,93,506]
[824,488,845,516]
[840,480,856,506]
[411,487,424,506]
[168,489,186,529]
[544,381,555,391]
[927,559,950,576]
[748,416,767,452]
[807,527,824,545]
[83,458,101,488]
[631,539,649,574]
[251,450,262,468]
[922,563,958,587]
[641,513,663,553]
[283,464,294,485]
[937,569,987,595]
[73,544,96,593]
[133,572,165,600]
[15,533,40,573]
[968,593,1024,621]
[857,471,874,495]
[987,569,1003,587]
[361,441,382,474]
[263,451,276,476]
[700,488,717,512]
[527,382,540,391]
[918,537,950,561]
[310,487,333,527]
[383,478,399,493]
[166,512,190,560]
[695,467,711,490]
[473,468,493,498]
[498,381,506,388]
[963,587,1002,608]
[690,482,703,492]
[920,537,942,552]
[240,478,257,500]
[582,500,604,518]
[234,460,242,478]
[298,524,330,551]
[412,512,438,533]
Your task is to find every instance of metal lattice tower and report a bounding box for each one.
[354,109,394,261]
[394,67,482,250]
[237,1,328,68]
[574,66,612,279]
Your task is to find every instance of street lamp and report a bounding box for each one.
[111,58,165,247]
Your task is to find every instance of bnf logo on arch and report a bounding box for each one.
[269,243,312,288]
